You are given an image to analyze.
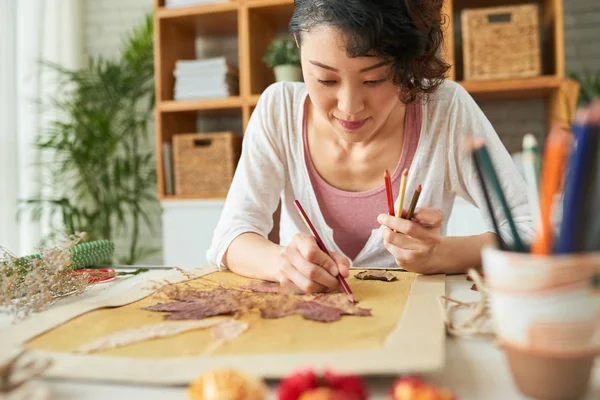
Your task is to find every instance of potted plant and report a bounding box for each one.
[22,15,160,265]
[262,37,302,82]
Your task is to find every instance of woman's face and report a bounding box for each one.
[299,25,402,144]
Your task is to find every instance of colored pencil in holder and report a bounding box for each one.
[530,127,572,255]
[555,108,598,254]
[473,140,526,252]
[471,149,506,250]
[294,200,355,303]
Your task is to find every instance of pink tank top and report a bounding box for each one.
[303,102,422,260]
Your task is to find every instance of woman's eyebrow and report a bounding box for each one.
[308,60,390,72]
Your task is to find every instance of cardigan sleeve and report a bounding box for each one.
[206,84,288,269]
[445,83,535,247]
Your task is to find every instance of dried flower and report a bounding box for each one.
[0,350,52,394]
[0,233,91,321]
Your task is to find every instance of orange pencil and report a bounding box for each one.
[294,200,356,303]
[531,127,573,254]
[396,168,409,218]
[384,170,395,216]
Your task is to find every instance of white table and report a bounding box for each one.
[2,274,599,400]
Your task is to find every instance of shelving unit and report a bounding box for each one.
[153,0,576,201]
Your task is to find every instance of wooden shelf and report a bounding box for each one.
[160,194,227,201]
[156,2,238,36]
[248,94,261,106]
[159,97,244,112]
[153,0,569,200]
[459,75,563,101]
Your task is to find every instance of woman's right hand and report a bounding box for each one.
[277,233,350,294]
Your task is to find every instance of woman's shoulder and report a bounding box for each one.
[257,81,308,112]
[424,79,472,108]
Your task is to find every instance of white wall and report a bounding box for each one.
[0,0,19,252]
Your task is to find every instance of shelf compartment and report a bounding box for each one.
[450,0,563,81]
[159,96,244,112]
[459,75,562,101]
[156,2,239,35]
[247,1,295,96]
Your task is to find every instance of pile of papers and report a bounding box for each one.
[173,57,239,101]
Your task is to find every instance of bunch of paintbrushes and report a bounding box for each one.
[470,99,600,255]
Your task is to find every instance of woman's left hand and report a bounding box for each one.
[377,207,444,274]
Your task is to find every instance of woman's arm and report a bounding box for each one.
[428,232,497,274]
[205,84,286,275]
[446,84,535,249]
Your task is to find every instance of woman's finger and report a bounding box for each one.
[382,227,423,251]
[286,246,339,290]
[329,251,351,278]
[295,234,340,276]
[383,240,420,268]
[280,258,328,294]
[411,207,444,227]
[378,214,440,244]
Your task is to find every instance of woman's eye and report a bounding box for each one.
[364,79,386,86]
[316,79,337,86]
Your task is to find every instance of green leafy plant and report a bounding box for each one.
[21,14,160,265]
[262,37,301,68]
[568,68,600,106]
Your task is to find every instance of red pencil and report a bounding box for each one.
[294,200,356,303]
[384,169,395,216]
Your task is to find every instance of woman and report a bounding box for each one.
[206,0,533,294]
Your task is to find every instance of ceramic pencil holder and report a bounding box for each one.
[481,246,600,400]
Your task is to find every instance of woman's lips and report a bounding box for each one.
[336,117,368,131]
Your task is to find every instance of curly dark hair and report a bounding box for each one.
[289,0,450,103]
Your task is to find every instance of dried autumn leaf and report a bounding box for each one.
[354,270,397,282]
[144,284,372,323]
[294,301,344,322]
[76,319,227,354]
[311,293,371,317]
[239,282,282,293]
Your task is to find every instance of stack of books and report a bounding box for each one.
[165,0,229,8]
[173,57,239,101]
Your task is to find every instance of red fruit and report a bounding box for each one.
[324,370,367,400]
[299,388,358,400]
[277,370,319,400]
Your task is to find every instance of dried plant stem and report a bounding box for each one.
[439,269,495,338]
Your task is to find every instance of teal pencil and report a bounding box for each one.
[474,140,527,252]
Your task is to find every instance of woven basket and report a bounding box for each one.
[461,4,541,81]
[173,132,242,196]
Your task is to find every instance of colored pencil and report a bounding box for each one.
[396,168,409,218]
[405,185,422,221]
[473,140,527,252]
[470,145,506,250]
[580,102,600,252]
[522,133,542,230]
[555,107,598,254]
[384,170,395,216]
[293,200,355,303]
[530,127,572,254]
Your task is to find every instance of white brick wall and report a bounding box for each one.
[82,0,599,262]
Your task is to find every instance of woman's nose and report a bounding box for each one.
[337,84,365,116]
